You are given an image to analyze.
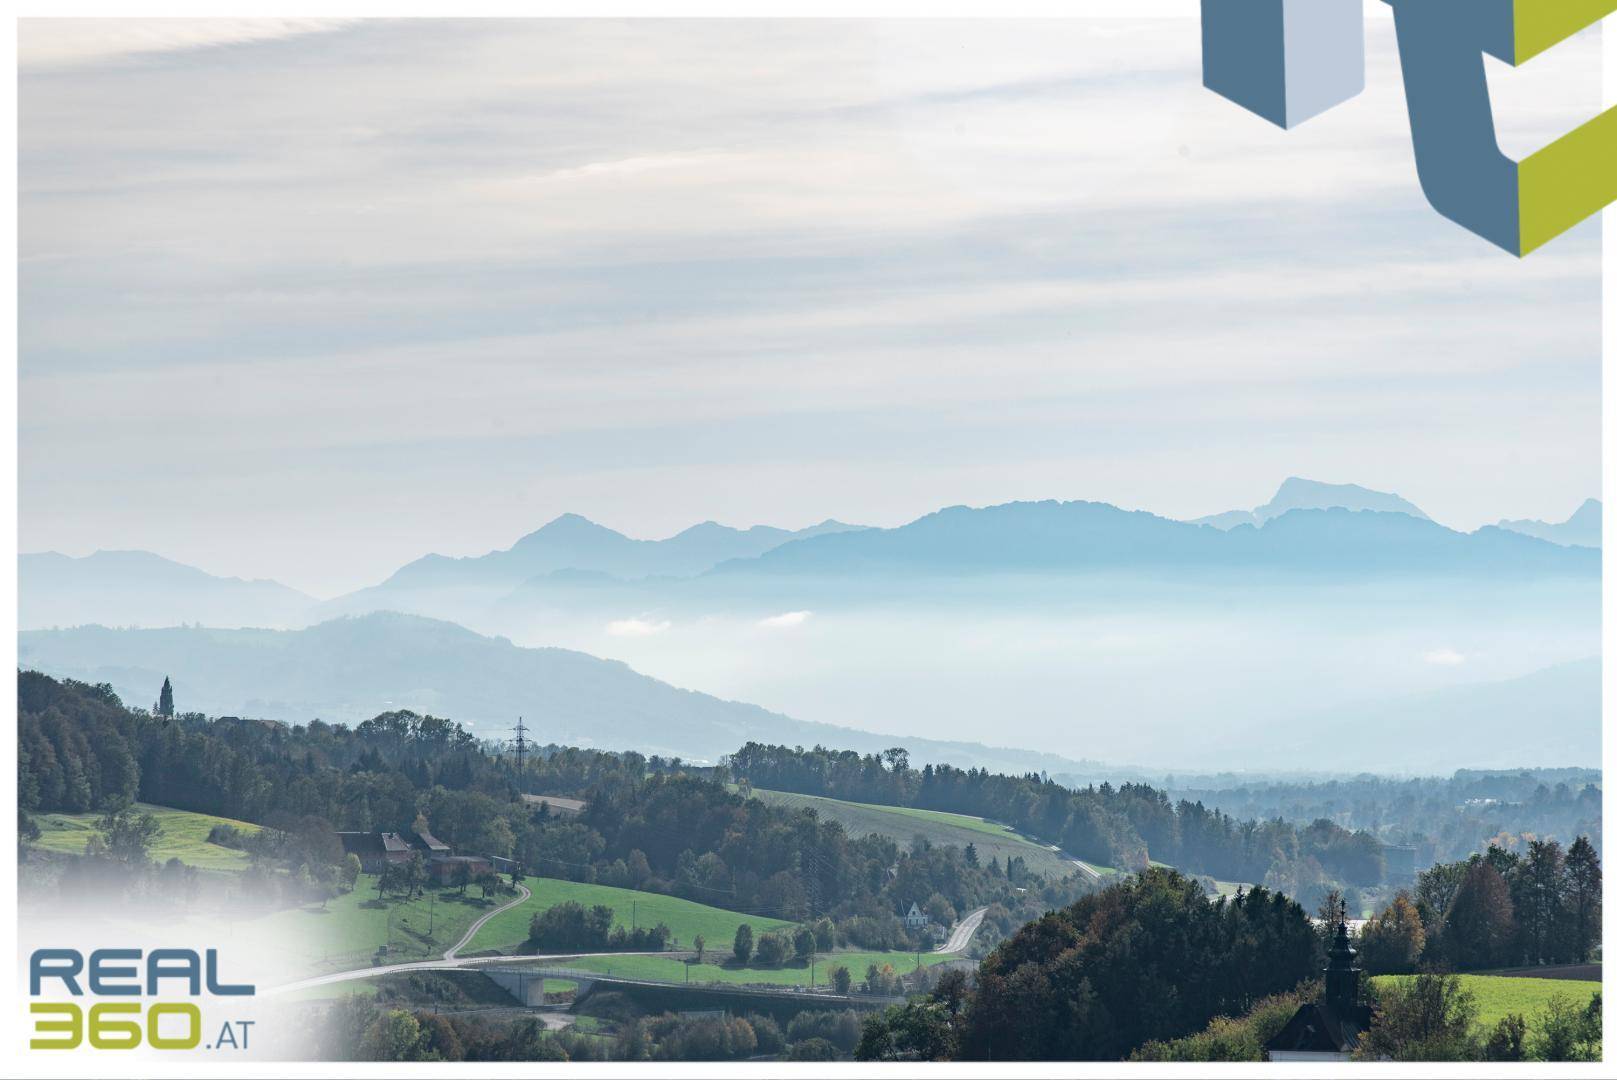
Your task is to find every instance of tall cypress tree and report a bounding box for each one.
[156,676,174,718]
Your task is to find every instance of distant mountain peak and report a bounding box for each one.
[343,514,873,608]
[530,512,617,535]
[1264,477,1429,520]
[1191,476,1429,529]
[1496,498,1601,549]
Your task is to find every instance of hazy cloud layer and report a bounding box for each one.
[19,18,1602,595]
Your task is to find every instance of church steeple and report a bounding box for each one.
[1323,899,1360,1015]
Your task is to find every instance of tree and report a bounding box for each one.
[341,853,363,892]
[1130,985,1318,1062]
[1315,888,1345,935]
[812,916,837,953]
[925,893,957,930]
[964,842,979,868]
[1482,1014,1526,1061]
[793,926,818,965]
[405,853,428,899]
[732,924,753,965]
[1355,973,1480,1061]
[155,677,174,719]
[1516,839,1565,964]
[865,962,901,996]
[693,934,706,964]
[452,860,473,895]
[857,980,969,1061]
[960,868,1317,1061]
[789,1037,837,1061]
[830,964,852,994]
[1527,992,1601,1062]
[933,969,970,1016]
[1439,862,1516,970]
[1563,836,1601,963]
[755,929,795,966]
[359,1009,432,1061]
[96,804,162,867]
[1356,891,1425,975]
[1414,860,1468,926]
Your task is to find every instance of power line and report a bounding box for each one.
[511,717,531,793]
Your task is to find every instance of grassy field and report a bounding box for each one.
[1372,974,1601,1032]
[463,877,796,955]
[252,874,498,975]
[742,787,1085,880]
[557,948,951,988]
[32,802,263,872]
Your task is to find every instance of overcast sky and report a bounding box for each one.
[19,18,1603,596]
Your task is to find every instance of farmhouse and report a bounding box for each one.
[337,828,453,874]
[904,902,930,931]
[336,831,413,873]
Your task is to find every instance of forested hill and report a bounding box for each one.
[727,743,1387,900]
[18,672,1088,939]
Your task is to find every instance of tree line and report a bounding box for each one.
[728,742,1387,895]
[1357,837,1601,974]
[18,672,1084,941]
[856,866,1321,1060]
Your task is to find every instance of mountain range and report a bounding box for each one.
[18,550,314,631]
[1191,477,1431,530]
[16,611,1107,774]
[18,479,1601,633]
[372,514,865,589]
[708,501,1595,579]
[17,610,1598,774]
[1496,498,1601,549]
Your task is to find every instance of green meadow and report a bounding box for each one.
[556,948,950,988]
[1372,974,1601,1034]
[741,787,1088,879]
[253,873,497,975]
[32,802,263,872]
[463,877,796,955]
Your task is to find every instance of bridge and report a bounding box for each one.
[478,962,908,1010]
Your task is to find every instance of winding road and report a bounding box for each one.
[935,907,987,954]
[444,880,531,960]
[269,893,989,997]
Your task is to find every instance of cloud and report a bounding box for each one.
[1423,648,1467,667]
[759,611,813,629]
[15,19,1601,593]
[18,18,355,68]
[606,617,671,638]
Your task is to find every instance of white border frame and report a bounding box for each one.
[2,3,1609,1077]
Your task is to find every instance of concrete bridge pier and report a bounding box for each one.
[482,968,595,1007]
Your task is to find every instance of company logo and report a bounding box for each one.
[28,948,257,1053]
[1201,0,1617,255]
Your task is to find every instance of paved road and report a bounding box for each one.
[270,891,987,998]
[935,907,987,954]
[444,880,531,960]
[266,949,670,996]
[1045,844,1103,881]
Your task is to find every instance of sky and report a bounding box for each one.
[19,17,1604,597]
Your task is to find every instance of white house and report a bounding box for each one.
[904,902,929,930]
